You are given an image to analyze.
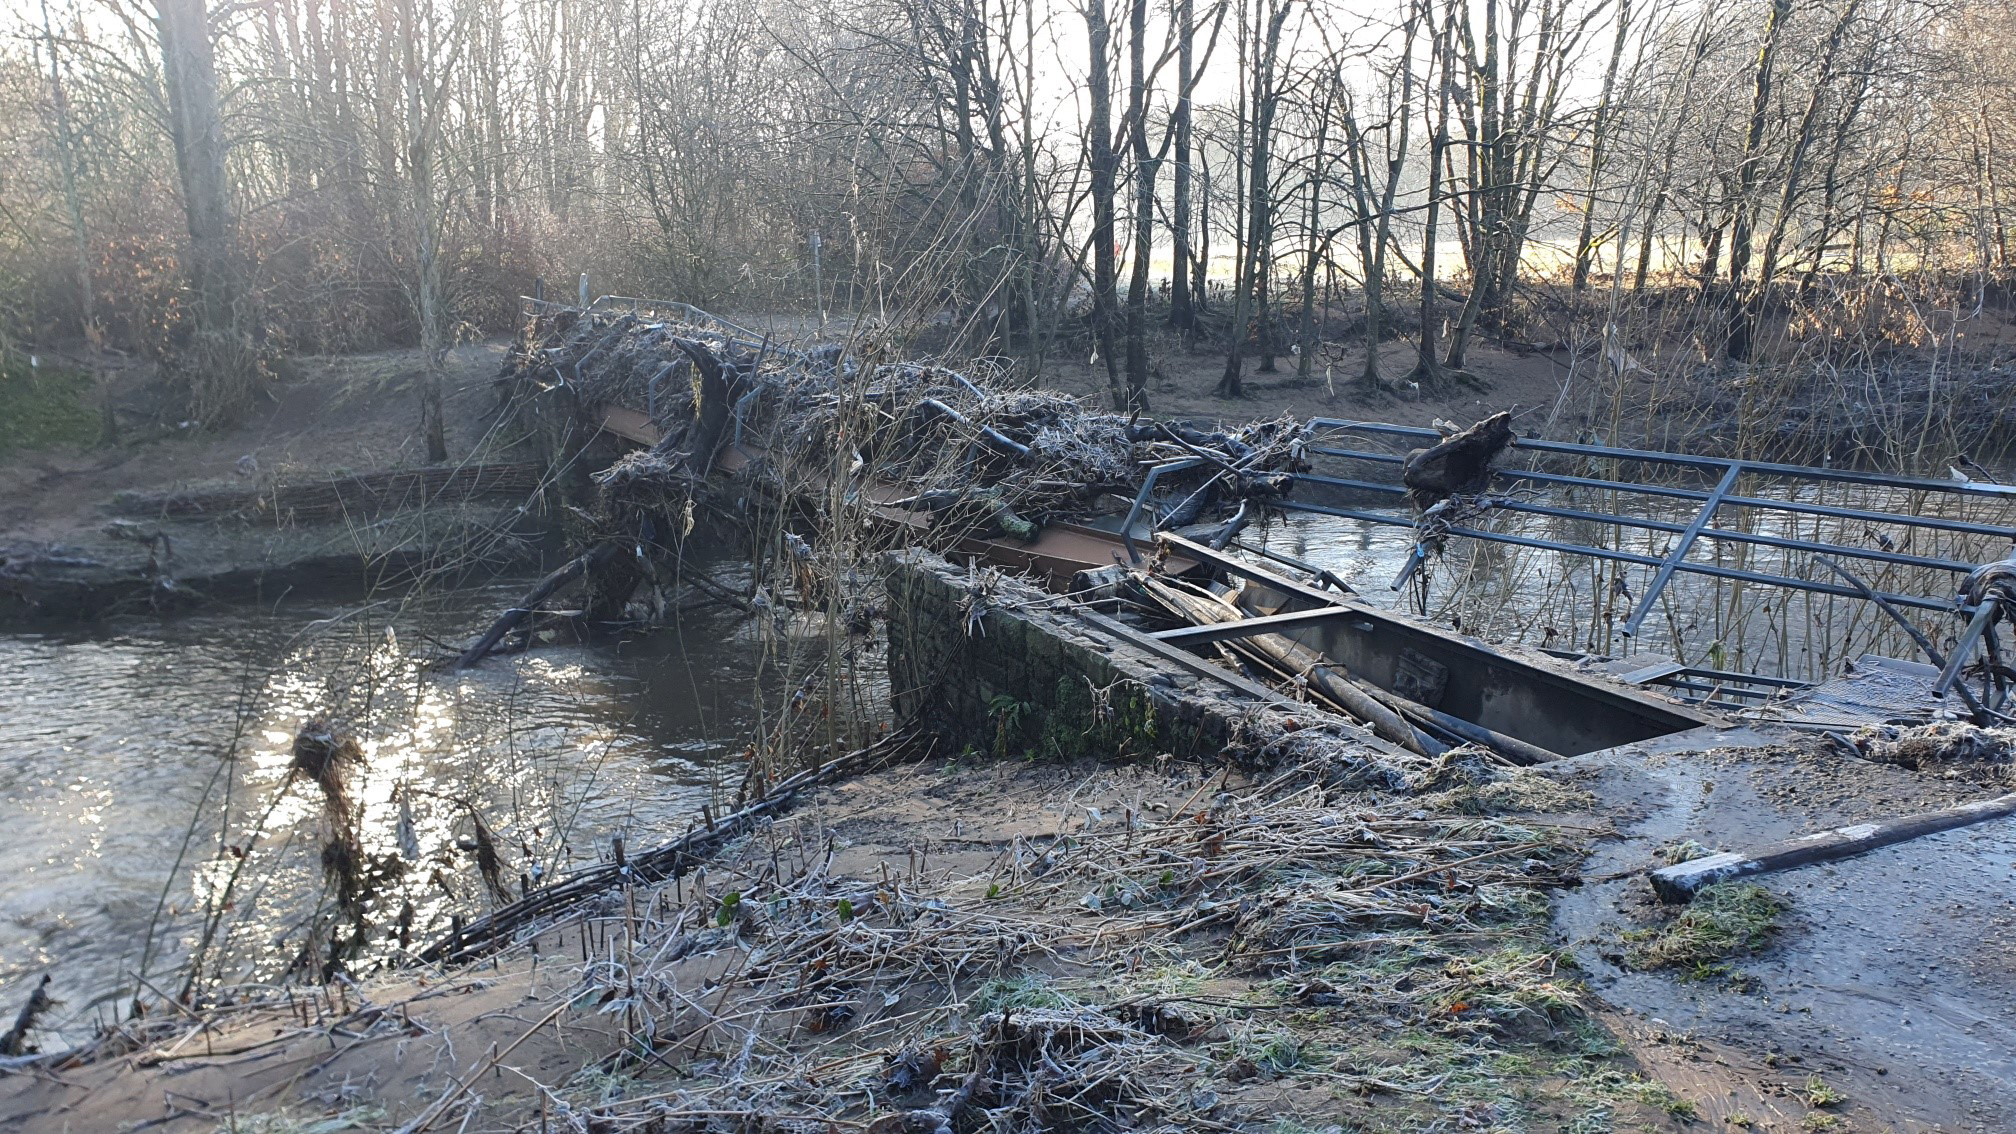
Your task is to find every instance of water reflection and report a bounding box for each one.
[0,583,799,1042]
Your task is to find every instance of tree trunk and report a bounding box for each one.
[1571,0,1632,291]
[156,0,253,426]
[400,0,450,464]
[1085,0,1125,408]
[1406,6,1456,392]
[1724,0,1794,363]
[1295,106,1329,386]
[1121,0,1153,412]
[1219,0,1289,398]
[1168,0,1197,331]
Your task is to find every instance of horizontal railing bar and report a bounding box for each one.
[1304,418,2016,500]
[1296,448,2016,541]
[1273,501,1957,613]
[1286,473,1981,572]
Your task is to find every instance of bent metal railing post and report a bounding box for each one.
[1118,457,1208,564]
[1623,463,1741,637]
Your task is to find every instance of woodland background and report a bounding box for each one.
[4,0,2015,448]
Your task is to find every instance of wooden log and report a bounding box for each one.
[1648,789,2016,903]
[1354,679,1563,765]
[1141,577,1445,758]
[1401,412,1513,508]
[455,543,616,668]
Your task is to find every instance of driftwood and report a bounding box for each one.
[0,974,51,1056]
[1648,789,2016,902]
[1401,412,1514,509]
[416,729,927,964]
[455,543,618,668]
[1140,577,1445,758]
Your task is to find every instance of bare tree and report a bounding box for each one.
[156,0,256,424]
[1216,0,1290,398]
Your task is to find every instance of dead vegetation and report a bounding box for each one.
[1852,721,2016,787]
[4,753,1704,1133]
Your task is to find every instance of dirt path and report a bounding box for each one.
[1,343,512,542]
[1039,338,1586,434]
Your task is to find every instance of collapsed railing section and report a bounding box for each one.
[1262,418,2016,717]
[1290,419,2016,619]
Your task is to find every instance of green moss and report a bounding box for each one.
[0,359,99,454]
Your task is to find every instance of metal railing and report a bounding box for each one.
[1277,418,2016,626]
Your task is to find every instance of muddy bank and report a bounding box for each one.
[0,496,545,624]
[1557,727,2016,1132]
[0,344,542,625]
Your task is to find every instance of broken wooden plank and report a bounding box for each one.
[1140,576,1446,758]
[1649,790,2016,902]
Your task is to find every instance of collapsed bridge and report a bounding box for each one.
[405,293,2016,973]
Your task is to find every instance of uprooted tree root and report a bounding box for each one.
[479,304,1308,665]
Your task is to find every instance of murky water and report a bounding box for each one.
[0,580,827,1043]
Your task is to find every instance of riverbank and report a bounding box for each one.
[8,321,2016,1133]
[0,343,544,624]
[0,746,1706,1133]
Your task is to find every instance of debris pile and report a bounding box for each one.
[410,763,1583,1132]
[504,303,1306,553]
[1852,721,2016,786]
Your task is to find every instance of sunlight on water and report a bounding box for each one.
[0,582,816,1041]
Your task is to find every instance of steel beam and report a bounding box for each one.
[1625,464,1741,636]
[1153,607,1364,646]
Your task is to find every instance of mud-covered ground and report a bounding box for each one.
[1558,725,2016,1133]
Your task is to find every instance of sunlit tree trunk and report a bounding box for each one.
[157,0,255,425]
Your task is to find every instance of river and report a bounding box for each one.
[0,578,818,1044]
